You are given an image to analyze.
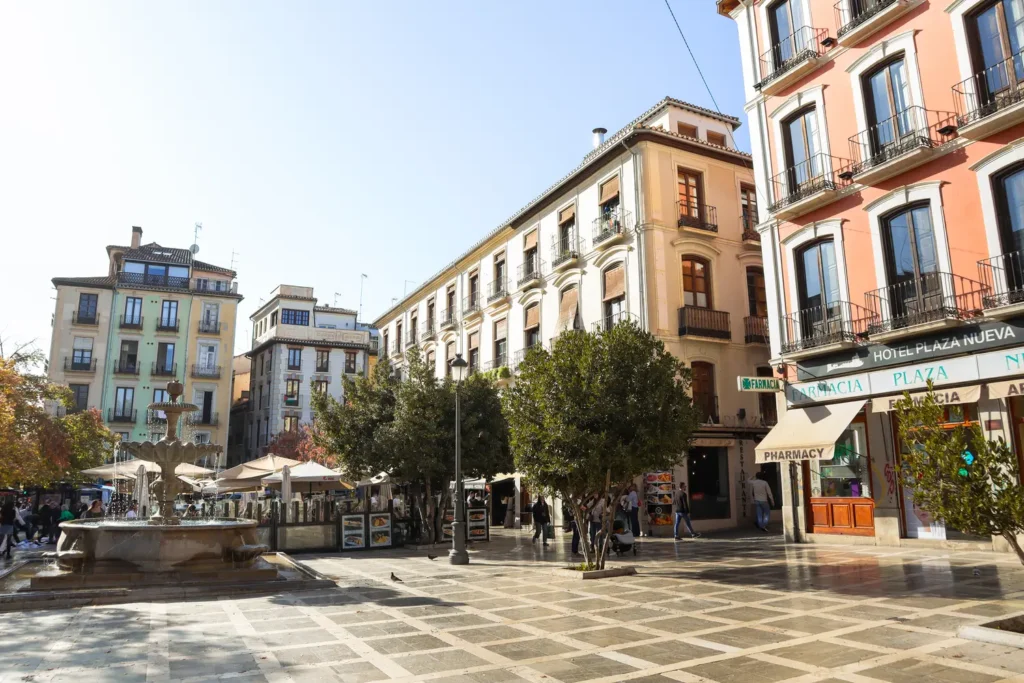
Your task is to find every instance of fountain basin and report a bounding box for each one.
[55,518,263,572]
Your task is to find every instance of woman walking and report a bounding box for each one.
[531,494,550,546]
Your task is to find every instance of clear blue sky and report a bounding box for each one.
[0,1,747,358]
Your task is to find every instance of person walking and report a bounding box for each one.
[748,472,775,531]
[588,495,605,550]
[627,484,641,537]
[674,482,700,540]
[502,496,515,529]
[125,502,139,520]
[531,494,550,545]
[81,500,104,520]
[0,501,17,559]
[36,503,53,544]
[58,504,75,524]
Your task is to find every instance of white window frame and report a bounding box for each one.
[948,0,1001,84]
[781,220,851,345]
[845,30,926,136]
[757,0,815,68]
[971,136,1024,259]
[769,85,834,181]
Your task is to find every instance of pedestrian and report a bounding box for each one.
[58,504,75,523]
[627,484,641,537]
[0,500,16,558]
[81,500,104,519]
[589,495,605,549]
[502,496,515,529]
[748,472,775,532]
[125,501,138,520]
[674,482,700,540]
[19,502,36,542]
[531,494,550,546]
[36,502,53,544]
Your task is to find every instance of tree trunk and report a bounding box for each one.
[422,480,435,544]
[564,490,592,567]
[1002,531,1024,566]
[597,468,612,570]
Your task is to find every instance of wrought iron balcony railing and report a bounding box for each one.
[592,311,639,333]
[592,208,632,246]
[835,0,900,39]
[198,320,223,334]
[151,362,177,377]
[463,293,482,316]
[741,211,759,240]
[848,106,957,176]
[953,49,1024,127]
[147,409,167,425]
[768,153,853,215]
[744,316,769,344]
[865,271,988,334]
[64,357,96,372]
[517,259,545,287]
[780,301,874,354]
[678,307,731,340]
[72,311,98,325]
[677,202,718,233]
[551,232,581,267]
[191,364,222,379]
[421,319,436,340]
[187,412,219,427]
[979,249,1024,309]
[487,279,509,303]
[439,308,457,330]
[119,314,144,330]
[156,318,179,333]
[117,272,190,290]
[756,26,828,90]
[113,360,140,375]
[108,409,137,424]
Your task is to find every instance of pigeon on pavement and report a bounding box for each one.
[390,572,403,582]
[427,554,437,561]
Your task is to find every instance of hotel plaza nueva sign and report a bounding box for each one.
[786,344,1024,407]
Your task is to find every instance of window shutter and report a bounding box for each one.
[524,304,540,330]
[557,288,579,331]
[558,205,576,225]
[469,332,480,350]
[73,336,93,350]
[495,319,507,340]
[523,230,538,251]
[599,177,620,205]
[446,343,455,361]
[603,265,625,302]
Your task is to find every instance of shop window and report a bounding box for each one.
[809,421,872,498]
[688,447,730,519]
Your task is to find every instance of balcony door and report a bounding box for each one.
[160,300,178,327]
[769,0,807,67]
[691,362,716,423]
[968,0,1024,100]
[203,302,219,326]
[881,204,941,322]
[124,297,143,325]
[156,342,175,373]
[199,343,217,371]
[783,107,822,191]
[678,169,702,224]
[747,267,767,316]
[796,240,842,339]
[119,340,138,370]
[682,257,711,308]
[995,163,1024,294]
[115,387,134,418]
[864,57,913,157]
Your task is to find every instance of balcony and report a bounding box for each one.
[63,357,96,373]
[369,338,380,355]
[693,394,720,424]
[107,409,137,424]
[283,393,301,408]
[848,107,957,185]
[865,271,987,340]
[198,320,223,334]
[953,50,1024,139]
[551,232,581,271]
[146,409,167,425]
[511,344,542,370]
[72,311,98,326]
[834,0,918,48]
[517,260,544,289]
[677,202,718,234]
[421,320,436,341]
[678,307,731,341]
[192,279,238,294]
[191,364,222,379]
[487,279,510,307]
[741,213,760,248]
[112,360,140,376]
[119,314,144,330]
[979,250,1024,316]
[768,154,853,220]
[592,208,632,248]
[187,412,220,427]
[439,308,457,331]
[404,332,417,349]
[156,318,179,333]
[592,311,639,333]
[781,301,874,358]
[755,26,830,96]
[151,362,177,377]
[117,272,190,290]
[344,362,358,375]
[463,294,482,321]
[743,316,769,344]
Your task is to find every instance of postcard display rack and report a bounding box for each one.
[645,471,675,536]
[442,507,490,542]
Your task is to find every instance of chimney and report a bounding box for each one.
[592,127,607,149]
[131,226,142,249]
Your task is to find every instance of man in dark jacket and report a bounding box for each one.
[674,482,700,540]
[36,503,53,543]
[531,495,550,546]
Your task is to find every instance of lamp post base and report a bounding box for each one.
[448,547,469,565]
[449,521,470,565]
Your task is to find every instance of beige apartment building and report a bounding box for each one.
[374,98,775,533]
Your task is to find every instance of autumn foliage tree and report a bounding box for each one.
[265,423,336,468]
[0,350,118,488]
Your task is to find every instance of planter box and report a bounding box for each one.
[558,566,637,580]
[959,615,1024,649]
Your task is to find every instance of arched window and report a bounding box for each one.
[862,55,911,159]
[994,162,1024,295]
[681,256,711,308]
[602,263,626,329]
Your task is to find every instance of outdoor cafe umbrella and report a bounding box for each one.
[132,464,150,517]
[263,461,353,495]
[213,453,301,492]
[281,465,292,504]
[81,460,214,480]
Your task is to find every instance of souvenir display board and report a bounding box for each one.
[645,471,675,531]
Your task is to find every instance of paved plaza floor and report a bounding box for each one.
[5,528,1024,682]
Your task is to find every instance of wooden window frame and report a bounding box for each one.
[796,239,837,313]
[681,256,712,309]
[782,106,818,173]
[967,0,1024,86]
[677,167,704,218]
[746,267,768,317]
[287,347,302,370]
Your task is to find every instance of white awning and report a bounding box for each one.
[755,399,866,464]
[871,385,981,413]
[988,378,1024,400]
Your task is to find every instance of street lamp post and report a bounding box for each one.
[448,353,470,565]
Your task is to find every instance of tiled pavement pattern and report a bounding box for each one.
[5,529,1024,681]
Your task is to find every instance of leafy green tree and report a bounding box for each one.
[503,321,697,568]
[894,383,1024,564]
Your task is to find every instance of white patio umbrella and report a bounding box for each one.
[132,464,150,517]
[264,461,352,495]
[281,465,292,505]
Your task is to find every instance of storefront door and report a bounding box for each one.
[688,447,730,519]
[807,418,876,536]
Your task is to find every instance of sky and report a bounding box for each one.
[0,1,748,359]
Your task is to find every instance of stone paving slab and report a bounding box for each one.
[6,528,1024,681]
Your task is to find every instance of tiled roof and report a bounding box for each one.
[373,96,748,325]
[106,242,235,275]
[314,305,358,315]
[51,275,116,289]
[192,259,237,277]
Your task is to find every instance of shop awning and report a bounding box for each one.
[988,378,1024,400]
[871,385,981,412]
[755,399,866,463]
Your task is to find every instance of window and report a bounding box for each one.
[396,322,403,349]
[271,311,278,326]
[280,309,309,326]
[315,349,330,372]
[260,354,265,376]
[426,350,435,369]
[410,315,418,342]
[494,254,506,289]
[446,288,456,315]
[72,337,93,369]
[288,348,302,370]
[769,0,808,66]
[524,303,540,347]
[557,286,581,332]
[258,385,263,409]
[124,297,142,324]
[285,379,300,406]
[691,362,717,423]
[193,432,211,445]
[811,420,872,498]
[383,331,390,356]
[119,340,139,370]
[881,204,940,316]
[469,274,479,306]
[557,206,576,256]
[741,184,758,232]
[152,388,168,420]
[682,257,711,308]
[156,342,175,371]
[266,349,272,372]
[494,319,507,366]
[598,176,620,214]
[468,332,480,373]
[160,300,178,327]
[783,107,822,185]
[523,231,539,275]
[677,168,703,222]
[757,366,778,426]
[863,57,912,156]
[199,343,217,372]
[202,302,219,328]
[602,264,626,327]
[677,122,698,137]
[77,293,98,322]
[344,351,357,374]
[706,131,727,147]
[995,163,1024,255]
[284,416,298,433]
[69,384,89,413]
[115,387,134,417]
[427,299,435,325]
[967,0,1024,98]
[312,380,328,394]
[445,342,455,378]
[796,239,841,325]
[747,267,768,316]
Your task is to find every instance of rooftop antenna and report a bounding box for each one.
[230,250,240,271]
[333,292,343,308]
[358,274,367,323]
[190,222,202,256]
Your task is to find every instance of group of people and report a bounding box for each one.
[0,499,77,558]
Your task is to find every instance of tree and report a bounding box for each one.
[894,383,1024,564]
[266,423,334,467]
[503,321,698,569]
[0,350,118,488]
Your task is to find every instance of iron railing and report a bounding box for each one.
[517,259,544,287]
[117,272,190,290]
[188,412,219,427]
[780,301,874,354]
[147,409,167,425]
[865,271,988,333]
[953,49,1024,127]
[693,394,720,424]
[487,279,509,303]
[512,344,543,370]
[593,208,632,246]
[151,362,177,377]
[368,338,380,354]
[156,317,179,332]
[64,357,96,372]
[677,201,718,232]
[283,393,301,408]
[439,308,457,330]
[119,314,143,330]
[744,316,769,344]
[848,106,957,175]
[835,0,900,38]
[191,364,222,379]
[72,311,98,325]
[756,26,829,89]
[768,153,853,214]
[678,307,731,340]
[592,311,639,333]
[979,250,1024,309]
[421,319,436,340]
[463,293,482,316]
[113,360,140,375]
[198,320,223,334]
[551,231,581,267]
[482,355,508,372]
[741,211,759,240]
[193,279,236,293]
[108,409,137,423]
